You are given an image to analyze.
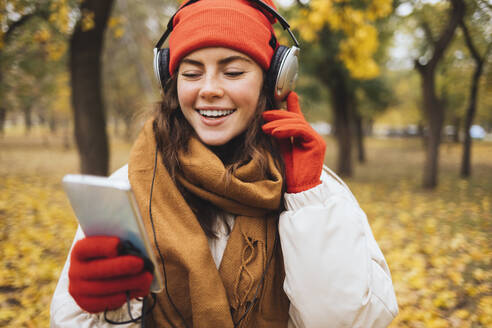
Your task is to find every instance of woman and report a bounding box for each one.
[51,0,398,327]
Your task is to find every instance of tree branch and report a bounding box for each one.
[4,5,51,44]
[428,0,465,69]
[5,13,35,42]
[460,20,482,64]
[295,0,308,8]
[421,20,435,45]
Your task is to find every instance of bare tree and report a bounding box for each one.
[459,20,490,177]
[414,0,465,189]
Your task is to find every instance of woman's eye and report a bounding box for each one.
[225,71,244,77]
[181,72,201,78]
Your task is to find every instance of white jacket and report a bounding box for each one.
[50,165,398,327]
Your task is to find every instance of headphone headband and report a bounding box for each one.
[153,0,300,104]
[154,0,299,50]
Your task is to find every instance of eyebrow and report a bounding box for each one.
[181,55,253,67]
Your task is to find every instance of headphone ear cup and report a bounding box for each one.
[268,45,300,104]
[154,48,170,90]
[266,45,288,100]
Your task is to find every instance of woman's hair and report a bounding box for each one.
[153,73,285,238]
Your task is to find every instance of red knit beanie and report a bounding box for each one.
[168,0,278,75]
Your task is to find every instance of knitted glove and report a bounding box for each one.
[68,236,153,313]
[262,92,326,193]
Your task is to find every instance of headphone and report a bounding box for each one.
[153,0,300,103]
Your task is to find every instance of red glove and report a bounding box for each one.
[68,236,153,313]
[262,92,326,193]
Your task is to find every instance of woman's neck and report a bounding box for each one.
[208,134,246,166]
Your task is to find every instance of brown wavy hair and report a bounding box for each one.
[153,74,285,238]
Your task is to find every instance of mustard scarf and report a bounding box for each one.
[128,120,289,327]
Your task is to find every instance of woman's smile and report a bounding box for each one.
[196,107,237,119]
[196,108,237,127]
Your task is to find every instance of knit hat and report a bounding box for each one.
[168,0,279,75]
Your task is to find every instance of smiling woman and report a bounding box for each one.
[50,0,398,327]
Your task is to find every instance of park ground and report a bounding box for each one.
[0,128,491,327]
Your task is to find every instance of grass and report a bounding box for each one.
[0,128,491,327]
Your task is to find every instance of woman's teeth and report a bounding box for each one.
[198,109,235,118]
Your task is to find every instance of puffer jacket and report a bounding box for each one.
[50,165,398,328]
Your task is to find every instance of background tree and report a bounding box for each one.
[102,0,174,140]
[353,77,393,163]
[0,0,75,135]
[409,0,465,189]
[437,43,469,143]
[2,16,67,134]
[0,1,44,134]
[459,0,491,177]
[70,0,115,176]
[287,0,393,177]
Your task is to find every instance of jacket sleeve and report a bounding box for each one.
[50,165,142,328]
[280,166,398,328]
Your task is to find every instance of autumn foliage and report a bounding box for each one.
[291,0,392,79]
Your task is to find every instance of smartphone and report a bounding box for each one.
[62,174,164,293]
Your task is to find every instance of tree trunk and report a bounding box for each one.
[327,71,353,177]
[0,107,6,136]
[415,0,465,189]
[70,0,114,176]
[23,106,32,135]
[460,63,484,177]
[417,68,444,189]
[354,110,366,163]
[460,21,487,178]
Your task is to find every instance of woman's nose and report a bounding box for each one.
[198,74,224,100]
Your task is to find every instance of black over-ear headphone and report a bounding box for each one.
[153,0,300,103]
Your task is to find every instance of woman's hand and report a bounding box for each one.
[68,236,153,313]
[262,92,326,193]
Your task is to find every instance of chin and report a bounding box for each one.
[203,140,227,147]
[198,135,230,147]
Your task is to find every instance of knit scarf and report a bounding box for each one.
[128,120,290,327]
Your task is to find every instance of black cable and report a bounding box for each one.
[141,295,147,328]
[126,291,136,322]
[149,144,189,328]
[103,293,157,325]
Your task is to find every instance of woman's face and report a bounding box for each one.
[177,47,264,146]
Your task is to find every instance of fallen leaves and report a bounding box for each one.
[349,175,491,327]
[0,175,77,327]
